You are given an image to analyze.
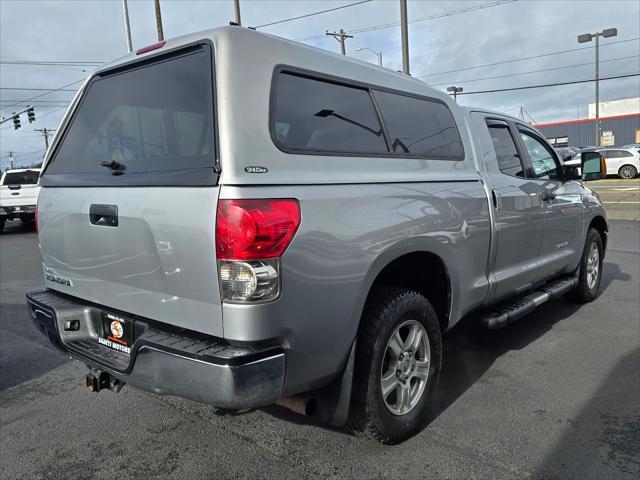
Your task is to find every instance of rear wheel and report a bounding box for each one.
[618,165,638,179]
[0,219,4,232]
[349,287,441,444]
[569,228,604,302]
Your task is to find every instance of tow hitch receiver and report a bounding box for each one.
[85,370,125,393]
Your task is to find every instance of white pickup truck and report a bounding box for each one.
[0,168,41,231]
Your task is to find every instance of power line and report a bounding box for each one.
[456,72,639,96]
[1,79,84,110]
[417,37,639,78]
[255,0,372,29]
[295,0,517,41]
[429,54,640,86]
[0,60,103,66]
[0,87,78,92]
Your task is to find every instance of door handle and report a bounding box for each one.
[491,189,501,211]
[89,204,118,227]
[541,191,556,201]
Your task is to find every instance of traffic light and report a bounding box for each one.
[12,113,21,130]
[27,107,35,123]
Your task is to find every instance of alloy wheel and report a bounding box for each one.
[380,319,430,416]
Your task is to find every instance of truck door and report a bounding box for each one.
[474,116,545,302]
[515,126,583,281]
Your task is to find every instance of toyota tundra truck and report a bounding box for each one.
[0,168,41,232]
[26,26,608,444]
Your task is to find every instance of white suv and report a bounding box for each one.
[598,148,640,179]
[0,168,41,231]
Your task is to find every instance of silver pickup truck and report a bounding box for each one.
[26,26,608,444]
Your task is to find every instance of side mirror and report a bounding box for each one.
[581,152,607,181]
[564,165,581,180]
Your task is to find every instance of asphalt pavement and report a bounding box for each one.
[1,216,638,480]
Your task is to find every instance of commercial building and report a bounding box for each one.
[535,112,640,148]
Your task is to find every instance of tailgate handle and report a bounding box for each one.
[89,204,118,227]
[8,185,21,190]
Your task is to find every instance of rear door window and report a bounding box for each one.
[43,44,216,186]
[272,73,388,154]
[487,121,525,177]
[371,90,463,159]
[603,150,632,158]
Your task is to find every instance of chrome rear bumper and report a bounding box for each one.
[26,289,285,409]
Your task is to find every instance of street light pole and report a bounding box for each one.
[400,0,410,75]
[578,27,617,147]
[595,32,600,145]
[356,47,383,67]
[447,86,463,102]
[153,0,164,42]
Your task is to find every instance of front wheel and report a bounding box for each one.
[349,287,442,444]
[618,165,638,179]
[569,228,604,303]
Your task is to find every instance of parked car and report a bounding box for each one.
[555,146,578,161]
[0,168,41,231]
[597,148,640,179]
[26,26,608,444]
[621,144,640,156]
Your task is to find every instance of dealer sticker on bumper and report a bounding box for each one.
[98,312,133,354]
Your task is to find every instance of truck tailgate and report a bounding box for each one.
[38,186,223,336]
[0,184,40,207]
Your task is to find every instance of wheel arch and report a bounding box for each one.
[352,242,456,336]
[589,215,608,253]
[618,164,638,178]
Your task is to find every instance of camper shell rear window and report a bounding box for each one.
[42,42,217,187]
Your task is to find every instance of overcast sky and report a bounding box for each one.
[1,0,639,169]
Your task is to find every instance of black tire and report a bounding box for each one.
[349,287,442,444]
[618,165,638,179]
[569,227,604,303]
[0,219,5,232]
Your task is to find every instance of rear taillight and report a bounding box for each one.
[216,199,300,303]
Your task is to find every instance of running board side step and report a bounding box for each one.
[480,276,578,330]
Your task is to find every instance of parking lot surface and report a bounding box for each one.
[1,217,639,480]
[588,178,640,221]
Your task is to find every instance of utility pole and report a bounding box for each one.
[578,27,617,147]
[122,0,133,53]
[234,0,241,25]
[153,0,164,42]
[35,128,55,155]
[400,0,410,75]
[326,29,353,55]
[8,152,15,170]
